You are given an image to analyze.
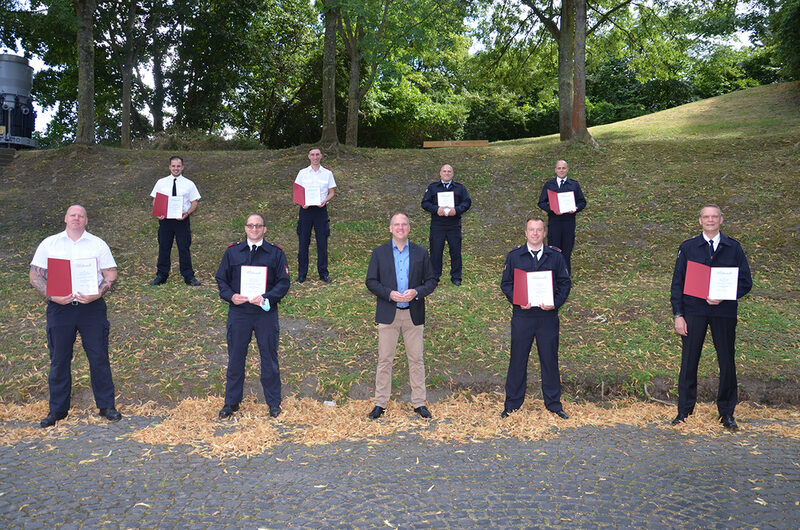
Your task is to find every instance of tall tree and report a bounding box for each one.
[320,0,340,146]
[337,0,474,146]
[72,0,96,144]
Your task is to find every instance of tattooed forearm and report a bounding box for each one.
[100,267,117,295]
[29,266,48,297]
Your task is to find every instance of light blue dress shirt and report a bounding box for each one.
[392,241,410,308]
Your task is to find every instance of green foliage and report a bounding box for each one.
[776,0,800,80]
[359,76,469,147]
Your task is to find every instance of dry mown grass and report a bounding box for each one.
[2,396,798,458]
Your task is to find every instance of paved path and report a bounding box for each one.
[2,416,799,528]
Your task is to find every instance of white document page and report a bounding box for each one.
[708,267,738,300]
[557,191,576,213]
[240,265,268,299]
[71,258,99,295]
[166,196,184,219]
[437,191,455,209]
[526,270,554,307]
[305,187,322,206]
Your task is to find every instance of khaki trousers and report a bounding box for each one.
[374,309,426,408]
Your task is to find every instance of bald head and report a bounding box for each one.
[439,164,454,183]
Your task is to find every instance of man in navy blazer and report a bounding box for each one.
[365,212,438,419]
[537,159,587,274]
[670,204,752,429]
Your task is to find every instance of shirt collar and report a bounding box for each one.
[441,180,452,187]
[702,233,720,246]
[58,229,89,243]
[526,243,544,257]
[247,239,264,250]
[392,240,408,252]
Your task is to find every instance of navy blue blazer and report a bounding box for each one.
[215,241,290,314]
[670,233,752,318]
[365,241,438,326]
[421,180,472,227]
[537,177,587,223]
[501,245,572,317]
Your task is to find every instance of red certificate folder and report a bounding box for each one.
[46,258,72,296]
[547,189,562,214]
[683,260,712,299]
[512,268,529,305]
[152,192,168,217]
[292,183,305,206]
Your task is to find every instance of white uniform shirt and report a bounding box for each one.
[31,230,117,286]
[294,165,337,203]
[150,175,202,214]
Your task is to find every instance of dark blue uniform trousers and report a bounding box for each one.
[157,217,194,280]
[505,312,562,412]
[224,309,281,407]
[678,315,738,416]
[297,205,330,278]
[547,218,576,273]
[46,299,115,413]
[429,224,463,282]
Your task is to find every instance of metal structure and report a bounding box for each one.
[0,54,38,149]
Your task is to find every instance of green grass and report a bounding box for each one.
[1,82,799,405]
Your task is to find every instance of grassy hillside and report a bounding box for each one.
[1,82,798,407]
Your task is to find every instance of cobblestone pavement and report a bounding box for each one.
[2,416,799,528]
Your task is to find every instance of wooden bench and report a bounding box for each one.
[422,140,489,149]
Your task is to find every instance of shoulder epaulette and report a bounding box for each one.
[548,245,562,252]
[228,241,241,248]
[268,241,283,250]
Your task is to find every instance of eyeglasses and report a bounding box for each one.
[245,224,264,229]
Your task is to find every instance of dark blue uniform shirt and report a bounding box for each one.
[670,233,752,319]
[216,241,291,314]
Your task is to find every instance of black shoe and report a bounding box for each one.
[552,409,569,420]
[99,408,122,422]
[296,275,306,283]
[451,279,462,286]
[500,408,512,418]
[40,411,68,428]
[368,406,385,420]
[269,405,281,418]
[319,275,332,283]
[414,406,432,419]
[184,277,201,286]
[219,403,240,419]
[149,275,167,286]
[671,412,688,425]
[720,414,738,430]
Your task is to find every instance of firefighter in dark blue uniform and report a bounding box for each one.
[670,205,752,429]
[420,164,472,285]
[215,213,291,419]
[500,217,572,419]
[537,159,587,274]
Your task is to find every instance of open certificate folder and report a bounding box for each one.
[512,268,554,307]
[293,183,322,207]
[683,261,739,300]
[240,265,268,299]
[547,189,576,215]
[46,257,99,297]
[152,192,184,219]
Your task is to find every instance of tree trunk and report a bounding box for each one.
[73,0,96,145]
[557,0,575,141]
[345,44,361,146]
[120,0,135,149]
[571,0,596,146]
[320,1,340,147]
[152,46,165,132]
